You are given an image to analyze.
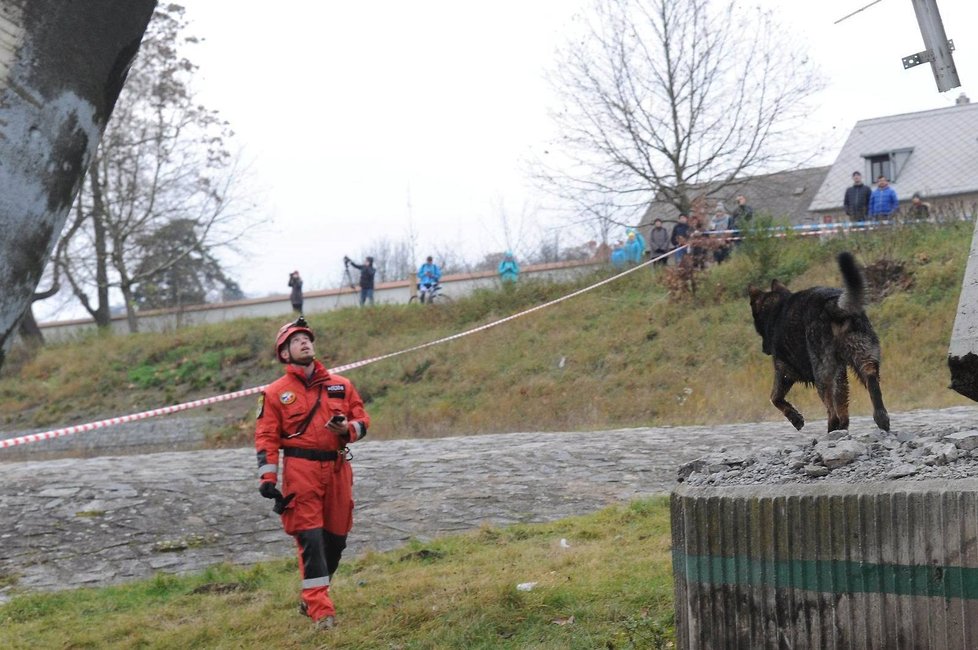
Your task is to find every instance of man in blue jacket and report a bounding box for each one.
[868,175,898,222]
[417,256,442,303]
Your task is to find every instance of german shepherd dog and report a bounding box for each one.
[748,252,890,432]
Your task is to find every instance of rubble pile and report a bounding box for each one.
[678,425,978,486]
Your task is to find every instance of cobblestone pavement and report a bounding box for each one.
[1,406,975,602]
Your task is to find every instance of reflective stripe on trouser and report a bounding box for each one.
[295,529,348,620]
[280,456,354,622]
[295,529,333,619]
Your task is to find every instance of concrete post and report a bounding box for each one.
[672,480,978,649]
[949,216,978,401]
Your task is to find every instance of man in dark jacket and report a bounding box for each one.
[843,171,872,220]
[288,271,303,314]
[670,214,691,266]
[344,256,376,306]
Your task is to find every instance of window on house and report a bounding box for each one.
[868,155,891,182]
[863,148,913,183]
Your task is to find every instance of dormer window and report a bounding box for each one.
[868,154,891,182]
[863,148,914,182]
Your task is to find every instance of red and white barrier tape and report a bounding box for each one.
[1,252,665,449]
[3,218,913,450]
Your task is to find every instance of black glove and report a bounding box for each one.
[260,482,295,514]
[259,482,282,500]
[273,493,295,514]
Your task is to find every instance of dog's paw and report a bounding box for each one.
[789,413,805,430]
[875,410,890,432]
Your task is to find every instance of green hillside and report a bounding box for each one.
[1,221,974,443]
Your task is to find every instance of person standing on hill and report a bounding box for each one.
[710,204,731,264]
[907,192,931,223]
[648,219,670,266]
[288,270,304,314]
[498,251,519,284]
[670,214,691,266]
[869,175,898,222]
[344,256,376,306]
[624,228,647,264]
[254,317,370,631]
[843,171,872,221]
[729,195,753,231]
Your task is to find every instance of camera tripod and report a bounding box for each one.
[334,258,359,307]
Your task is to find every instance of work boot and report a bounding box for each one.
[316,615,336,630]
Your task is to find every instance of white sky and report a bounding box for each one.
[80,1,978,305]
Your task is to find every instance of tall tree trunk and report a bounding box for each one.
[87,165,112,327]
[120,280,140,333]
[16,307,43,348]
[0,0,156,371]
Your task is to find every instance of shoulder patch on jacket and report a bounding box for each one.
[326,384,346,398]
[280,391,296,405]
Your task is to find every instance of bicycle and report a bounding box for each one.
[409,282,452,305]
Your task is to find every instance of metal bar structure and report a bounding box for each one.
[902,0,961,92]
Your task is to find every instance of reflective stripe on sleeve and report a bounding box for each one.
[353,421,365,437]
[258,464,277,477]
[302,576,330,589]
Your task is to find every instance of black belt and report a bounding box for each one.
[283,447,338,461]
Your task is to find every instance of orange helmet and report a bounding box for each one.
[275,317,314,362]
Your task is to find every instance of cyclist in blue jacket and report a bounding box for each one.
[417,256,442,303]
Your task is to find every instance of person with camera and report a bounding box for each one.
[288,270,303,314]
[254,317,371,631]
[343,255,375,306]
[416,255,441,303]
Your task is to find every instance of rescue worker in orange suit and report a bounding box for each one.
[255,316,370,631]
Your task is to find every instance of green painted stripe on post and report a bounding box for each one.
[673,551,978,600]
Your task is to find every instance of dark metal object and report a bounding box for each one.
[903,0,960,92]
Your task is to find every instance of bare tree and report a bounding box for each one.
[542,0,823,221]
[353,236,415,284]
[54,4,253,333]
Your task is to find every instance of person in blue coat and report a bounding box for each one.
[868,175,898,222]
[498,252,519,284]
[610,242,628,268]
[624,229,647,264]
[417,256,442,303]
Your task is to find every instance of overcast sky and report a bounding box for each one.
[92,1,978,304]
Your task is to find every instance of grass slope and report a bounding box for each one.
[0,498,674,649]
[1,222,974,441]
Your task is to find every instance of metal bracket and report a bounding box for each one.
[902,39,954,70]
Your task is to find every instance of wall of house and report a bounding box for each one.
[35,259,606,343]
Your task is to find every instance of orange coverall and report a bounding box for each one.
[255,359,369,622]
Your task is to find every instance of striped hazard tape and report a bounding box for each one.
[1,217,909,450]
[1,251,665,449]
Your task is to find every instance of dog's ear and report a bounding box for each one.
[771,279,789,293]
[747,285,763,300]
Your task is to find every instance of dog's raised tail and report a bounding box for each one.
[837,251,866,313]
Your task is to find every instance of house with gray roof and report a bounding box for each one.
[809,94,978,222]
[636,165,830,231]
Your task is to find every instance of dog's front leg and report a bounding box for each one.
[771,363,804,430]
